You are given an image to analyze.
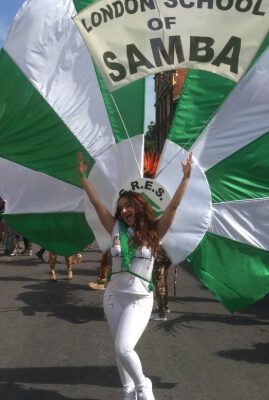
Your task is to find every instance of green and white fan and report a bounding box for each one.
[0,0,269,312]
[158,36,269,312]
[0,0,145,255]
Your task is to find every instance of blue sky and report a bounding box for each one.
[0,1,24,47]
[0,0,155,130]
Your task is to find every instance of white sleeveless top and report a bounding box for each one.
[108,221,155,295]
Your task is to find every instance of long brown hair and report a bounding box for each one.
[115,191,160,256]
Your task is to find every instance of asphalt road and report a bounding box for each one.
[0,243,268,400]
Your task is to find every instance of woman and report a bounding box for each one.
[77,152,192,400]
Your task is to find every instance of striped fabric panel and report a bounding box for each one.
[188,232,269,313]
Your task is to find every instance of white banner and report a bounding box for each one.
[73,0,269,91]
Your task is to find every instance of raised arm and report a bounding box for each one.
[156,153,192,239]
[77,153,115,235]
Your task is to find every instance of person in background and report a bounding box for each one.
[35,247,46,262]
[3,222,16,256]
[143,151,172,322]
[21,236,32,255]
[0,197,5,243]
[48,252,82,281]
[88,250,110,290]
[150,247,171,321]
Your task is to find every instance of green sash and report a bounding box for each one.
[119,219,138,272]
[107,220,154,291]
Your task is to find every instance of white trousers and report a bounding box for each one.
[103,286,153,394]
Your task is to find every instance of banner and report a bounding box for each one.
[73,0,269,91]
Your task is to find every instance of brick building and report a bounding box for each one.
[154,69,188,152]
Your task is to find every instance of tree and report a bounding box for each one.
[145,121,157,152]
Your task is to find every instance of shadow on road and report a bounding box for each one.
[0,382,97,400]
[238,295,269,320]
[153,310,269,336]
[16,281,105,324]
[0,257,43,267]
[0,366,176,396]
[0,365,120,387]
[217,342,269,364]
[169,295,218,304]
[0,276,41,282]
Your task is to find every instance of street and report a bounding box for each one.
[0,243,268,400]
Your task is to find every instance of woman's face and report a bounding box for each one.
[118,196,136,227]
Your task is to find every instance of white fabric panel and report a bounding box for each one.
[84,135,144,250]
[191,46,269,171]
[0,157,84,214]
[210,198,269,251]
[4,0,114,158]
[155,140,212,264]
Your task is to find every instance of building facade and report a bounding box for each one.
[154,69,188,152]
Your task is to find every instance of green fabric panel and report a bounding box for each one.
[187,232,269,313]
[96,69,145,142]
[168,32,269,152]
[73,0,145,142]
[168,70,235,150]
[73,0,92,12]
[112,82,145,141]
[0,49,93,188]
[206,132,269,203]
[205,33,269,203]
[3,213,94,257]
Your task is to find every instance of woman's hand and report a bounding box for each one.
[157,152,192,238]
[77,152,115,235]
[77,152,90,178]
[181,152,192,179]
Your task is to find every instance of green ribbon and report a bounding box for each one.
[119,219,138,272]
